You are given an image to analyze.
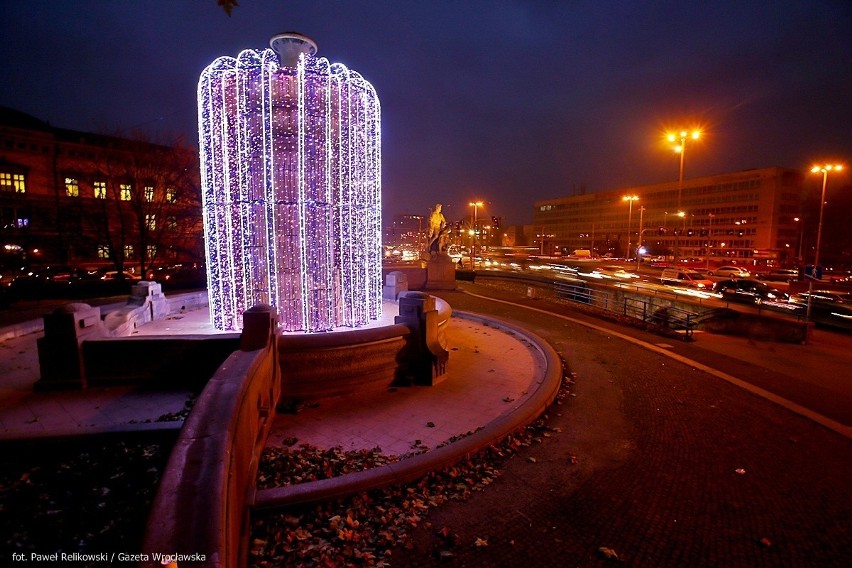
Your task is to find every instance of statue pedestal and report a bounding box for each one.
[425,253,456,290]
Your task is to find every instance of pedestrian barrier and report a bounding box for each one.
[554,281,699,338]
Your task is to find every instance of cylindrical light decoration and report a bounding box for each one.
[198,33,382,332]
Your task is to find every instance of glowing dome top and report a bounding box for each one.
[198,34,382,332]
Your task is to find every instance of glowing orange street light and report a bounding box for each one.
[666,129,701,210]
[622,195,639,259]
[469,200,484,270]
[809,164,842,269]
[804,163,843,328]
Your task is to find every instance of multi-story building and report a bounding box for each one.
[533,167,805,265]
[0,106,203,275]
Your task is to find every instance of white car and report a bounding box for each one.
[708,266,750,278]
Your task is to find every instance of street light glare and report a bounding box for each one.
[811,164,843,173]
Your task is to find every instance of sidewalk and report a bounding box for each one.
[0,309,215,439]
[0,302,555,451]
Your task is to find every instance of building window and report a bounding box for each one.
[146,214,156,230]
[120,184,132,201]
[0,172,26,193]
[15,209,30,228]
[167,215,177,231]
[124,245,134,258]
[147,245,157,258]
[97,245,110,259]
[65,177,79,197]
[94,181,107,199]
[166,188,176,203]
[144,186,154,202]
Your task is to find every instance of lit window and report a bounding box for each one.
[0,172,26,193]
[65,177,79,197]
[94,181,107,199]
[147,245,157,258]
[167,216,177,231]
[120,184,132,201]
[144,186,154,201]
[124,245,134,258]
[146,214,156,230]
[166,188,176,203]
[97,245,110,259]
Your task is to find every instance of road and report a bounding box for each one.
[389,281,852,566]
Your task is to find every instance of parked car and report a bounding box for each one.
[714,279,789,304]
[760,268,799,282]
[708,266,751,278]
[660,268,713,289]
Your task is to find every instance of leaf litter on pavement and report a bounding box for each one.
[250,362,573,566]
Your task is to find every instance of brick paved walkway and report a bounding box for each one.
[389,284,852,567]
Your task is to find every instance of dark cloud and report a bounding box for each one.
[2,0,850,224]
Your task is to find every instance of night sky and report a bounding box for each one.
[2,1,850,225]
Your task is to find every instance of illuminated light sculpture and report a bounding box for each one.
[198,33,382,332]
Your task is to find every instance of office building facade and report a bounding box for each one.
[533,167,804,264]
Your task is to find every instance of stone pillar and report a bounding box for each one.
[129,280,169,322]
[425,252,456,290]
[35,303,106,390]
[240,304,278,351]
[382,270,409,300]
[395,291,449,385]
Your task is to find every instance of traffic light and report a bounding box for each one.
[491,216,500,228]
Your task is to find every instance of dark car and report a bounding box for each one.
[714,279,790,305]
[790,290,852,330]
[760,268,799,282]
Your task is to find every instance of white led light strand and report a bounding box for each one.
[198,42,381,332]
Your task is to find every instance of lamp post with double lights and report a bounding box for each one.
[468,200,483,270]
[806,164,843,325]
[666,129,701,262]
[667,129,701,210]
[622,195,639,260]
[810,164,842,271]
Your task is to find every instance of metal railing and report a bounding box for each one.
[554,281,700,339]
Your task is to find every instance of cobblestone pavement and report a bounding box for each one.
[389,283,852,567]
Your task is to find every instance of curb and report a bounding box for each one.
[252,309,564,510]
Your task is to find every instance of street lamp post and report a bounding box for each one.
[622,195,638,260]
[636,206,645,270]
[677,211,686,262]
[667,129,701,210]
[666,129,700,262]
[806,164,843,324]
[794,217,804,265]
[705,213,714,270]
[468,200,483,270]
[810,165,842,270]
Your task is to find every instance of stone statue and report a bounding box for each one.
[426,203,448,254]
